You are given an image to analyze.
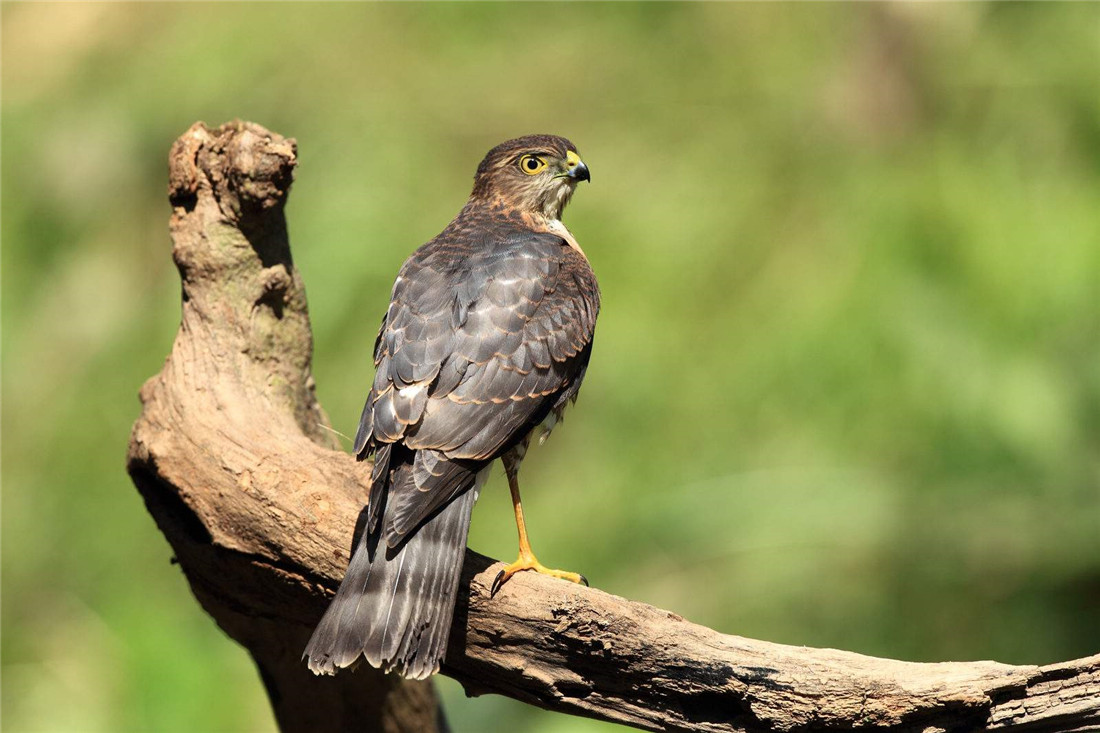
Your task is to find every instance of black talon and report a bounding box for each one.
[491,569,506,597]
[579,574,589,587]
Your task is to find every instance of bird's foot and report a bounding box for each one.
[490,553,588,596]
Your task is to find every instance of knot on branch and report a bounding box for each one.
[169,120,296,220]
[168,121,297,285]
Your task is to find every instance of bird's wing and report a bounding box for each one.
[358,231,599,547]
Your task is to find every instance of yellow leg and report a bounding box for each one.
[491,465,588,596]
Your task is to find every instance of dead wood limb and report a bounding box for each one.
[127,121,1100,733]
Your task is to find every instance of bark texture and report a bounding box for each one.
[127,120,442,733]
[127,120,1100,733]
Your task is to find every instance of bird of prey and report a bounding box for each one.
[304,135,598,679]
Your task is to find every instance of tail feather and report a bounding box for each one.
[304,462,484,679]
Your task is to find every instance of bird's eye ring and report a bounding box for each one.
[518,155,547,175]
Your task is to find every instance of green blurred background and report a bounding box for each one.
[3,3,1098,731]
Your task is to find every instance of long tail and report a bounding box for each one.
[304,463,482,679]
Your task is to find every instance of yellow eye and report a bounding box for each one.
[518,154,547,175]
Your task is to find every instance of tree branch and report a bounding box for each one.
[127,121,1100,733]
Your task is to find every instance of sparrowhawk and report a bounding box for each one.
[305,135,598,679]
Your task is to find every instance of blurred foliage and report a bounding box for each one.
[3,3,1099,732]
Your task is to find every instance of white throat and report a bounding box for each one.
[541,181,576,220]
[545,217,587,260]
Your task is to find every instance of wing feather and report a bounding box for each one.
[358,228,599,544]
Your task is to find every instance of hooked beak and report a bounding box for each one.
[565,150,591,182]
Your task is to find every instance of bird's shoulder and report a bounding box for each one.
[409,208,574,271]
[388,208,594,315]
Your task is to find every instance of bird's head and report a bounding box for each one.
[470,134,590,220]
